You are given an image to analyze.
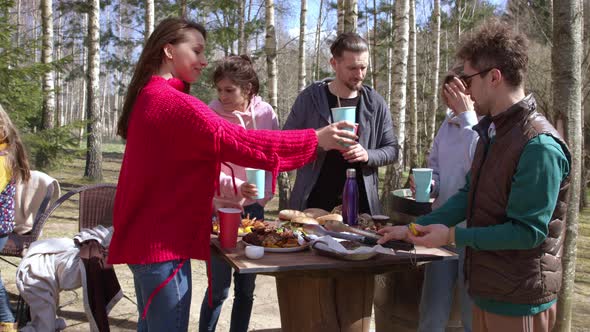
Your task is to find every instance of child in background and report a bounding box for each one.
[199,55,278,332]
[0,104,31,331]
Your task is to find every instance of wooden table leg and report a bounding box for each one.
[275,274,374,332]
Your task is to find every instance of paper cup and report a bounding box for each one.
[245,168,265,199]
[218,208,242,248]
[331,106,356,132]
[412,168,433,203]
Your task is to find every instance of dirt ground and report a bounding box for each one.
[0,256,283,331]
[2,152,590,331]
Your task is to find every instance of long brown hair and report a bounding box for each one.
[117,17,207,139]
[0,104,31,182]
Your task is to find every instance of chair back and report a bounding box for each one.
[1,171,60,258]
[78,184,116,230]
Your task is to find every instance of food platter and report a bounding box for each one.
[242,238,309,252]
[311,240,378,261]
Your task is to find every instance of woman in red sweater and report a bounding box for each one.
[108,17,356,331]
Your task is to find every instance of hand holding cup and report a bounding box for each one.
[316,121,358,151]
[240,182,259,199]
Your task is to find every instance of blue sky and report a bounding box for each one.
[285,0,508,38]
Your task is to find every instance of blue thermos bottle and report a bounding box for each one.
[342,168,359,226]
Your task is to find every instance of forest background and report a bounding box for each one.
[0,0,589,330]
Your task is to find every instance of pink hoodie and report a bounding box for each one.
[209,95,280,209]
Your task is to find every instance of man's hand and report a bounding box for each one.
[241,182,259,199]
[442,77,474,115]
[316,121,358,151]
[342,143,369,163]
[409,174,435,197]
[407,224,451,248]
[377,225,410,243]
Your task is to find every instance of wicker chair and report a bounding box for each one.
[15,183,117,328]
[39,183,117,231]
[0,171,60,264]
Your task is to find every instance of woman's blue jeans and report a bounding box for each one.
[129,259,192,332]
[418,247,472,332]
[198,203,262,332]
[0,235,14,323]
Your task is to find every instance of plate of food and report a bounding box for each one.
[212,217,265,236]
[242,222,309,252]
[311,237,379,261]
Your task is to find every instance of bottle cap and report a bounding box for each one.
[346,168,356,178]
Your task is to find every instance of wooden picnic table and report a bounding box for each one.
[211,238,457,332]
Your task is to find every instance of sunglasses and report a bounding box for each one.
[459,68,495,88]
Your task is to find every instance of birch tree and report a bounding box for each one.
[238,0,246,54]
[84,0,102,180]
[408,0,418,169]
[371,0,377,88]
[41,0,54,130]
[386,0,393,106]
[343,0,358,33]
[179,0,187,18]
[298,0,307,92]
[145,0,154,42]
[382,0,410,200]
[427,0,441,151]
[338,0,345,34]
[265,0,288,209]
[553,0,583,330]
[314,0,324,80]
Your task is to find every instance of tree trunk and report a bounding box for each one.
[553,0,583,330]
[427,0,441,151]
[41,0,55,130]
[145,0,154,42]
[371,0,377,88]
[16,0,21,48]
[381,0,410,205]
[265,0,289,209]
[337,0,344,34]
[298,0,307,92]
[386,0,393,107]
[56,14,63,127]
[314,0,324,81]
[85,0,103,181]
[343,0,358,33]
[238,0,246,54]
[179,0,187,18]
[408,0,418,169]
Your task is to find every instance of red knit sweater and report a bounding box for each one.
[108,76,317,264]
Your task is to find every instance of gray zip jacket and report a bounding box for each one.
[283,79,399,214]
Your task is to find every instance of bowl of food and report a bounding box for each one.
[390,188,432,217]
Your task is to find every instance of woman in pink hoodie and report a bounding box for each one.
[199,55,277,332]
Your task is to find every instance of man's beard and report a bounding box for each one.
[345,80,363,91]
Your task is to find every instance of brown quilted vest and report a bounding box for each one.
[465,95,571,304]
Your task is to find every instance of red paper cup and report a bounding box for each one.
[218,208,242,248]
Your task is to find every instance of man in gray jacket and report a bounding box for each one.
[284,32,398,215]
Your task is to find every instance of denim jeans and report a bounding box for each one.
[129,259,192,332]
[418,247,472,332]
[0,235,14,323]
[198,203,262,332]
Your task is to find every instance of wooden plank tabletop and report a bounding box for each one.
[211,238,457,276]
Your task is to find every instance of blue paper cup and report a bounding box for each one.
[412,168,433,203]
[245,168,265,199]
[331,106,356,132]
